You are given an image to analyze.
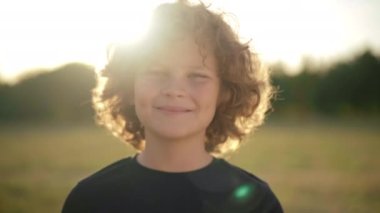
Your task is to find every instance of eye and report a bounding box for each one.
[137,68,169,83]
[188,73,211,83]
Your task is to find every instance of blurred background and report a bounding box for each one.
[1,0,379,212]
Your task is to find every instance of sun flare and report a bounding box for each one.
[1,0,378,82]
[0,0,163,82]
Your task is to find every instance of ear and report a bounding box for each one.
[217,84,231,107]
[129,96,135,105]
[125,86,135,105]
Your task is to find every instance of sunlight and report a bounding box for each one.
[229,0,346,70]
[1,0,379,82]
[0,0,163,82]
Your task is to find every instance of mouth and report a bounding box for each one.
[155,106,193,113]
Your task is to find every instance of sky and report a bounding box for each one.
[1,0,380,83]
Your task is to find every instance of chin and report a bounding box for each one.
[150,126,203,142]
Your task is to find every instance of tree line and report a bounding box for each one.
[271,49,380,118]
[0,49,379,123]
[0,63,95,123]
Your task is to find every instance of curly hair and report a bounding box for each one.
[92,0,275,156]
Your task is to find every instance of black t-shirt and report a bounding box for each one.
[62,156,283,213]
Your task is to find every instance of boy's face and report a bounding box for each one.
[134,37,220,143]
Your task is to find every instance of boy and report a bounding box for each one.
[62,0,283,212]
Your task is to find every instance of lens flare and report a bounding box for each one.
[233,183,256,202]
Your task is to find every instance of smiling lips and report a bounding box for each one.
[155,106,193,113]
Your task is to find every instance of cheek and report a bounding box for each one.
[196,85,219,110]
[134,79,152,101]
[133,82,152,117]
[133,95,151,128]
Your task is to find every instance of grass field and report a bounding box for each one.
[0,118,379,213]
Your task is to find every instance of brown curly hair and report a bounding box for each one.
[92,0,275,156]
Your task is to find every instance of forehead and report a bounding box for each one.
[148,36,217,69]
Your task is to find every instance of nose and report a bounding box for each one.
[161,76,186,98]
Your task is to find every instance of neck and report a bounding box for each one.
[137,133,213,172]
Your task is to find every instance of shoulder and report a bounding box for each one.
[69,156,135,197]
[209,158,269,190]
[79,156,134,185]
[218,159,267,184]
[62,157,135,212]
[216,159,273,196]
[213,159,284,212]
